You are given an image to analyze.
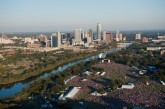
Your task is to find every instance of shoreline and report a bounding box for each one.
[0,52,99,86]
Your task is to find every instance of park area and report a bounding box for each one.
[66,62,165,109]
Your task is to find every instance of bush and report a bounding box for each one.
[109,80,118,90]
[51,85,61,93]
[56,78,64,85]
[114,79,123,86]
[97,88,105,94]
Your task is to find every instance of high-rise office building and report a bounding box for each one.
[87,37,92,44]
[103,31,106,41]
[135,33,141,39]
[81,30,85,39]
[116,33,122,41]
[84,31,89,38]
[107,32,113,42]
[89,29,93,40]
[97,23,101,41]
[51,32,61,48]
[51,34,58,47]
[57,32,61,48]
[74,29,82,43]
[67,33,72,45]
[119,33,122,41]
[67,33,71,39]
[103,31,113,42]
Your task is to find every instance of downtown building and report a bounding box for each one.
[46,40,51,47]
[73,29,83,45]
[0,35,14,44]
[38,34,47,42]
[158,35,165,39]
[51,32,61,48]
[84,31,89,38]
[103,31,113,42]
[142,37,149,43]
[97,23,101,41]
[85,29,93,44]
[89,29,93,41]
[87,37,92,44]
[135,33,141,40]
[116,32,122,41]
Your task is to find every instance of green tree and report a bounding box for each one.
[56,77,64,85]
[97,88,105,94]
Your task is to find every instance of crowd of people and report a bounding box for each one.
[93,62,133,80]
[110,81,165,108]
[66,62,165,108]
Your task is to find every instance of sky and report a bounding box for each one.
[0,0,165,32]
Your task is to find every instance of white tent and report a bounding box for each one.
[160,80,165,85]
[65,87,81,98]
[121,83,134,89]
[95,72,100,75]
[139,71,144,75]
[82,79,88,81]
[100,72,106,76]
[83,71,92,75]
[58,94,66,100]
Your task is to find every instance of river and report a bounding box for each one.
[0,54,99,98]
[0,48,121,98]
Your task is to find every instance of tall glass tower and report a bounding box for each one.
[74,29,82,42]
[51,32,61,48]
[51,34,58,47]
[97,23,101,41]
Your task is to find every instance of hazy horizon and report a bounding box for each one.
[1,0,165,32]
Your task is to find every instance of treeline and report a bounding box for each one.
[107,43,165,81]
[0,60,103,109]
[0,50,98,85]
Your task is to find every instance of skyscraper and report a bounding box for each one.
[84,31,89,38]
[87,37,92,44]
[103,31,106,41]
[97,23,101,41]
[57,32,61,48]
[81,30,85,39]
[89,29,93,40]
[51,33,58,47]
[74,29,82,43]
[51,32,61,48]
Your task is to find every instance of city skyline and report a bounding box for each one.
[0,0,165,32]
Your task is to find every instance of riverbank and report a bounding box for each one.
[0,59,102,109]
[0,51,99,85]
[1,60,164,109]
